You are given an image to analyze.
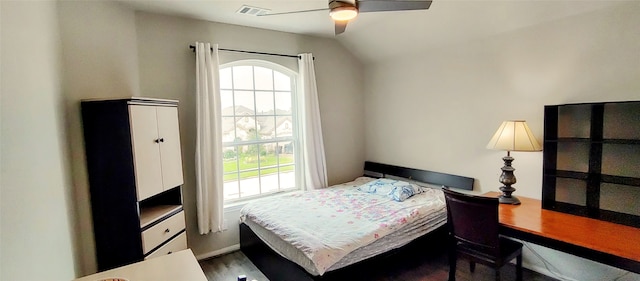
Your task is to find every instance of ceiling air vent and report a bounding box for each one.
[236,5,270,16]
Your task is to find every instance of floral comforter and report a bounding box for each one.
[239,177,446,275]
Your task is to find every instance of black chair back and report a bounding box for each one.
[443,188,501,257]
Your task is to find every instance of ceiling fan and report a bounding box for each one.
[258,0,432,35]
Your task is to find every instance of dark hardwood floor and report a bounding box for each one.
[199,249,558,281]
[200,251,268,281]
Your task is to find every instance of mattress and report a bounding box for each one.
[240,177,447,276]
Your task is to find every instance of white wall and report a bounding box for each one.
[134,12,365,259]
[57,0,140,275]
[0,1,77,280]
[364,2,640,281]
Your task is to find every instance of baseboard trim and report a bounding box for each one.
[195,244,240,261]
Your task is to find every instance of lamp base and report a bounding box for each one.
[497,153,521,205]
[498,194,521,205]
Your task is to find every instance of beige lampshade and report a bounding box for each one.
[486,120,542,152]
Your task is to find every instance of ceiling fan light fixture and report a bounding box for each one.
[330,6,358,21]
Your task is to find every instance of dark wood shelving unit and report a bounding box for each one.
[542,101,640,228]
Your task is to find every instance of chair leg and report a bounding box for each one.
[495,267,501,281]
[448,250,457,281]
[516,254,523,281]
[469,261,476,272]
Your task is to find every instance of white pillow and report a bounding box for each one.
[357,178,424,202]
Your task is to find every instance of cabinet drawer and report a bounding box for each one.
[141,211,185,253]
[145,232,187,260]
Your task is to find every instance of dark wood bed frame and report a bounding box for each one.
[240,161,474,281]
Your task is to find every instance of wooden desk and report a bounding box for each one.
[484,192,640,274]
[73,249,207,281]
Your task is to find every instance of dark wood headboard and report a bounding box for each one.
[364,161,474,191]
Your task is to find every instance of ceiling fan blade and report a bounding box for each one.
[335,21,348,35]
[258,8,329,17]
[357,0,432,13]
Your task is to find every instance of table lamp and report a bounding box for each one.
[486,120,541,205]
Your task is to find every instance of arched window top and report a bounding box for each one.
[220,59,296,78]
[219,60,296,93]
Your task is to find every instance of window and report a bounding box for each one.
[219,60,298,202]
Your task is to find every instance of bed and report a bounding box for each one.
[239,161,474,280]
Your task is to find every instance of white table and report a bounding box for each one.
[73,249,207,281]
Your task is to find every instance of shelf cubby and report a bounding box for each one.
[542,101,640,228]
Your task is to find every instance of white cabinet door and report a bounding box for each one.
[129,105,163,200]
[156,106,184,190]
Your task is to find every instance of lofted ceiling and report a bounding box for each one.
[116,0,621,63]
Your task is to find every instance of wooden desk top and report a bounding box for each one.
[484,192,640,264]
[73,249,207,281]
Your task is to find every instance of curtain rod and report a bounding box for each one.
[189,45,304,59]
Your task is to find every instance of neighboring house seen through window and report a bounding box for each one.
[219,60,298,202]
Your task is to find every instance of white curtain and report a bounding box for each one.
[195,42,224,234]
[297,53,328,190]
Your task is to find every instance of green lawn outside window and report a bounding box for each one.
[223,154,294,181]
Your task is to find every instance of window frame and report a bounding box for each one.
[219,59,300,204]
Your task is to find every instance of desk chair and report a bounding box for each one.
[443,188,523,281]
